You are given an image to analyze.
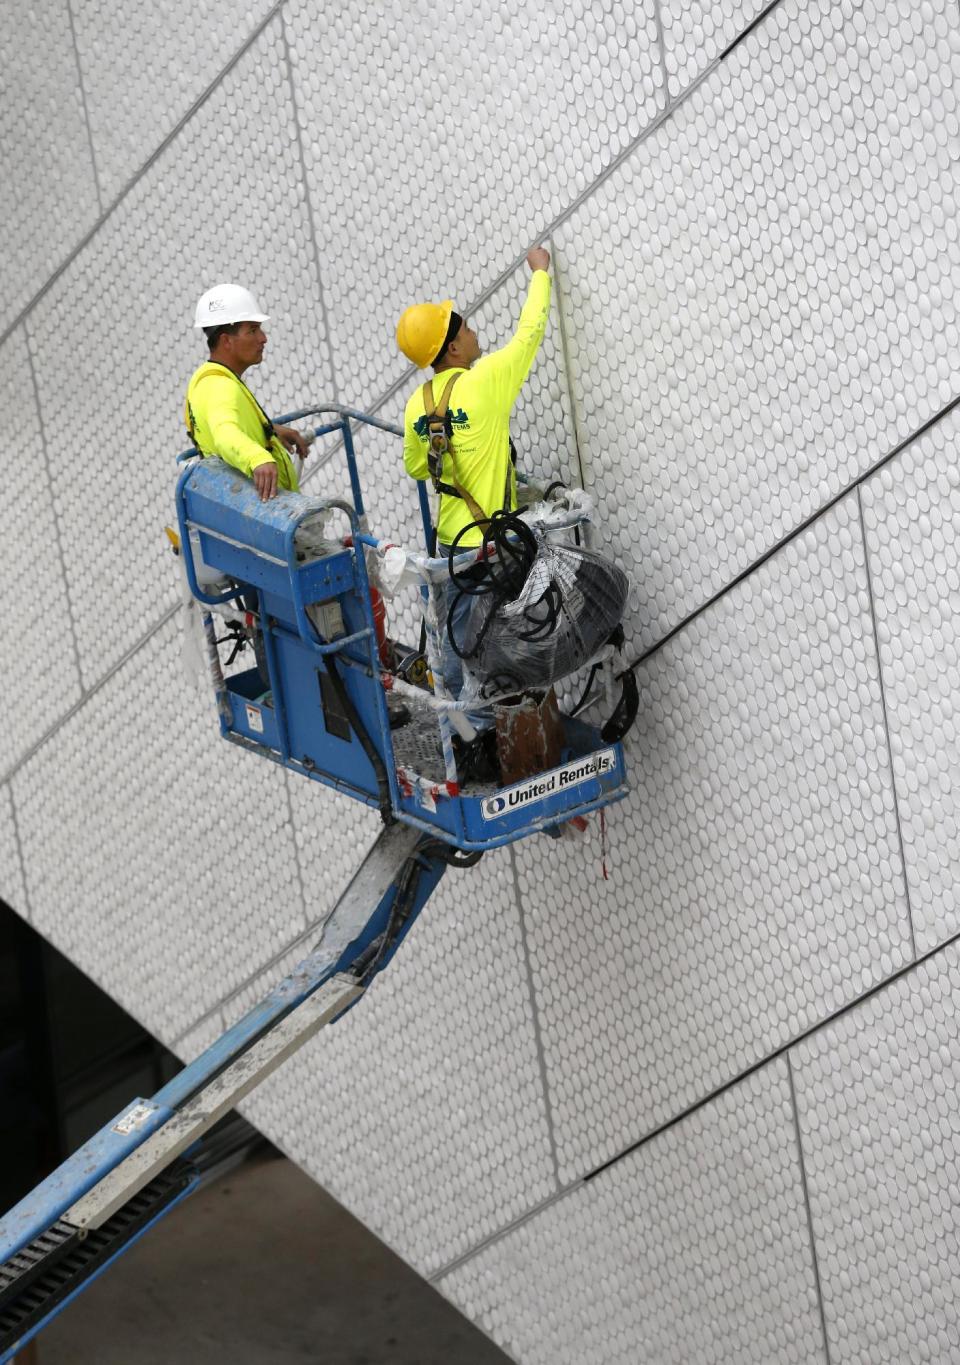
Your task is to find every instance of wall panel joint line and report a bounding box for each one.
[787,1054,834,1365]
[280,10,338,403]
[0,2,286,352]
[64,0,104,213]
[508,844,562,1191]
[855,486,917,961]
[23,321,86,694]
[5,783,33,923]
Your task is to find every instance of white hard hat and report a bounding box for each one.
[193,283,269,329]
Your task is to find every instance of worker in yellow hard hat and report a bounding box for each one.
[397,245,551,761]
[185,283,309,502]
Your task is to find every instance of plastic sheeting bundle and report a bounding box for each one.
[454,533,629,696]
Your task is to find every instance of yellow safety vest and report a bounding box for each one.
[185,362,299,492]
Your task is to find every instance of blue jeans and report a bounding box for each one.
[437,543,489,733]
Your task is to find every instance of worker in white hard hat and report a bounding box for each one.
[185,283,308,501]
[396,246,551,752]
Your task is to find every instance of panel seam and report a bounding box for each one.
[23,320,87,693]
[587,917,960,1183]
[508,843,562,1191]
[5,783,33,923]
[786,1054,834,1365]
[855,486,918,960]
[280,10,338,403]
[433,926,960,1281]
[432,1174,583,1285]
[621,390,960,676]
[1,603,178,786]
[170,836,379,1043]
[64,0,104,213]
[354,0,792,426]
[548,233,590,500]
[649,0,673,104]
[285,771,311,931]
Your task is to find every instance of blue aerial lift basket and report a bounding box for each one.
[174,405,629,850]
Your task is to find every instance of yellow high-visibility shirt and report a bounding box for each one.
[184,362,299,492]
[402,270,551,547]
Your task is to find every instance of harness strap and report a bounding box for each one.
[187,363,278,454]
[422,374,488,526]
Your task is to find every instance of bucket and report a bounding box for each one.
[494,688,564,786]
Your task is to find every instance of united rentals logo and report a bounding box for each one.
[481,749,617,821]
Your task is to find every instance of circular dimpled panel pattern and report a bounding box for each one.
[440,1058,825,1365]
[70,0,277,203]
[660,0,770,95]
[11,615,308,1043]
[861,402,960,956]
[0,0,100,331]
[0,328,82,774]
[792,940,960,1364]
[26,15,335,695]
[0,785,27,919]
[515,494,911,1180]
[556,0,960,660]
[240,844,557,1277]
[284,0,664,408]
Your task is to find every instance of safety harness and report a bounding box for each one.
[422,374,513,527]
[422,374,487,524]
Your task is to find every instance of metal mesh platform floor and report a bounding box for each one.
[389,706,497,797]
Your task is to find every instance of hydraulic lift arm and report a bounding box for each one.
[0,824,450,1361]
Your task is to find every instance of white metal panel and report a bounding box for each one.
[70,0,276,203]
[861,403,960,955]
[26,15,335,691]
[0,328,82,773]
[0,786,27,919]
[792,941,960,1365]
[554,0,960,659]
[10,615,310,1041]
[440,1058,825,1365]
[239,843,557,1276]
[284,0,665,407]
[660,0,769,96]
[515,495,911,1181]
[0,0,100,332]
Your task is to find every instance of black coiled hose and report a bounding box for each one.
[445,512,565,691]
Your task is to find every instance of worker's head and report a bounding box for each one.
[433,314,481,370]
[194,284,269,375]
[396,301,481,369]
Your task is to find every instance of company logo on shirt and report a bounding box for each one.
[414,407,469,439]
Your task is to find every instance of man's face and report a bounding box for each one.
[229,320,267,369]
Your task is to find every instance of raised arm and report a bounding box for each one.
[477,246,552,408]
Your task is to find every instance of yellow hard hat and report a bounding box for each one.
[396,300,454,368]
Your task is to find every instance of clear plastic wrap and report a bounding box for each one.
[455,535,629,696]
